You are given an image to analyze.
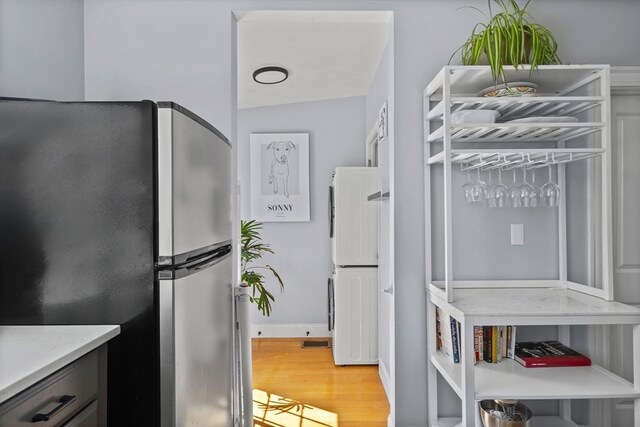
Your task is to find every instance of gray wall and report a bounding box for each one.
[0,0,84,100]
[237,96,366,325]
[83,0,234,137]
[3,0,640,425]
[430,148,560,281]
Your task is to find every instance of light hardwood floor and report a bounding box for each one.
[252,338,390,427]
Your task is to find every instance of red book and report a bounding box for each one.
[514,341,591,368]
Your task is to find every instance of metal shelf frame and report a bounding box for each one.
[426,148,606,170]
[425,284,640,427]
[423,65,614,304]
[421,65,639,427]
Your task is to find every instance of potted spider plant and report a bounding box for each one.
[240,219,284,316]
[452,0,561,84]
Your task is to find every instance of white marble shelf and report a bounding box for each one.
[435,415,581,427]
[432,351,640,402]
[427,284,640,325]
[0,325,120,403]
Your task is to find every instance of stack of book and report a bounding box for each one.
[435,309,517,365]
[436,307,591,368]
[474,325,517,364]
[435,307,592,368]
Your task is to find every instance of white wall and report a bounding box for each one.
[0,0,84,100]
[83,0,234,137]
[4,0,640,425]
[237,96,366,325]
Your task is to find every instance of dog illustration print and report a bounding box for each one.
[267,141,295,197]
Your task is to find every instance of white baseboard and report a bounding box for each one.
[378,360,395,427]
[251,323,330,338]
[379,360,392,402]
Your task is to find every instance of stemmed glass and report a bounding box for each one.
[471,168,487,203]
[528,169,543,208]
[462,169,474,203]
[542,165,561,207]
[489,168,509,208]
[518,168,534,208]
[486,170,495,208]
[508,169,522,208]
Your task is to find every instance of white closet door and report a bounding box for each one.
[612,94,640,304]
[610,93,640,427]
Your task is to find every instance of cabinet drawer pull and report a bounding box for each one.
[31,395,76,422]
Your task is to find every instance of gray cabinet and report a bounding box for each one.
[0,348,107,427]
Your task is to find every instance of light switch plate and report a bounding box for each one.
[511,224,524,245]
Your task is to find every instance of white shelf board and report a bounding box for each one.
[435,416,581,427]
[431,351,462,397]
[428,284,640,324]
[432,417,460,427]
[425,65,607,97]
[431,355,640,402]
[426,122,604,143]
[476,359,640,400]
[426,96,604,122]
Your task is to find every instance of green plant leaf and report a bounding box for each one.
[452,0,561,84]
[265,265,285,291]
[240,219,285,316]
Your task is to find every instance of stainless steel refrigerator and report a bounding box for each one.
[0,98,236,426]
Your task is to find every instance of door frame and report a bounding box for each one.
[611,66,640,95]
[232,9,396,427]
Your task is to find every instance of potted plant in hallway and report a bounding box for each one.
[240,219,284,316]
[452,0,561,84]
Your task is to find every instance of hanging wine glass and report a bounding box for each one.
[471,168,487,203]
[508,169,522,208]
[519,168,534,208]
[486,170,496,208]
[462,168,474,203]
[541,165,561,207]
[528,168,543,208]
[489,168,509,208]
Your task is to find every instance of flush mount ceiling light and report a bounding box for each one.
[253,66,288,85]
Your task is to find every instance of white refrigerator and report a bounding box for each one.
[328,167,379,365]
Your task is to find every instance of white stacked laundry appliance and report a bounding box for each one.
[328,167,379,365]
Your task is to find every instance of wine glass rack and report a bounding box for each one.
[423,65,614,303]
[423,65,640,427]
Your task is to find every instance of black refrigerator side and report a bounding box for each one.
[0,98,158,426]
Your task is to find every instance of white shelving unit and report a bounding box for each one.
[423,65,640,427]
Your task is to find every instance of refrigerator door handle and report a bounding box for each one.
[327,278,334,331]
[329,185,335,238]
[158,244,232,280]
[158,240,232,267]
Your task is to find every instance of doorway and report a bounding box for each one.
[233,9,395,427]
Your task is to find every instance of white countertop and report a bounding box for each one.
[0,325,120,403]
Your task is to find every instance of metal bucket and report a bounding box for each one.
[479,400,532,427]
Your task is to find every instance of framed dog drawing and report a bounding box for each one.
[250,133,310,222]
